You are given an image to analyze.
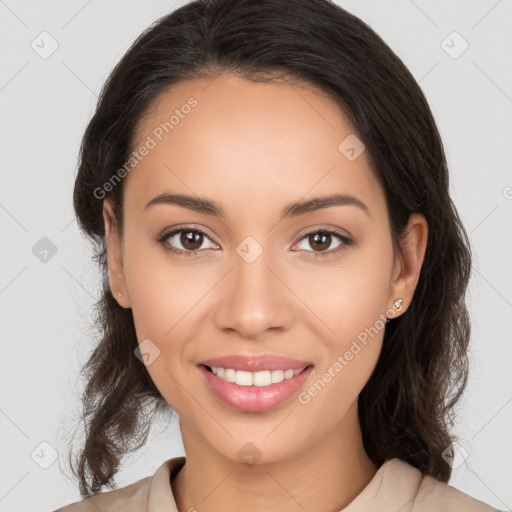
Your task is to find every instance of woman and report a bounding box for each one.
[55,0,500,510]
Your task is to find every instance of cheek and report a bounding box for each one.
[126,258,174,340]
[296,236,392,402]
[296,268,390,418]
[123,236,209,339]
[122,241,198,413]
[292,234,393,342]
[122,239,217,402]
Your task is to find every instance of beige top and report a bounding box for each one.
[55,456,499,511]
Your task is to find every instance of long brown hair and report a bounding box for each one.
[67,0,472,496]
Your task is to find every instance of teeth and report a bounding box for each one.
[209,366,303,386]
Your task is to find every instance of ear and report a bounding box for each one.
[388,213,428,316]
[102,199,131,309]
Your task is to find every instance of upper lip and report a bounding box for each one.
[199,354,313,372]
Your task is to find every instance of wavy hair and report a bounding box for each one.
[66,0,472,496]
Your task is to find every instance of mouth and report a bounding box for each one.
[197,360,315,413]
[199,364,313,386]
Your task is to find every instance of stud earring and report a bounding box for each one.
[386,298,404,321]
[386,299,404,323]
[117,291,122,297]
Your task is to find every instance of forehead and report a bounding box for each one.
[123,73,383,219]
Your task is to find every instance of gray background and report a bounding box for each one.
[0,1,511,510]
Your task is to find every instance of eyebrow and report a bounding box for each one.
[144,192,370,219]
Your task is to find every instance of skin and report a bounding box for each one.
[102,73,428,512]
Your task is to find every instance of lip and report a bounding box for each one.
[198,364,314,413]
[198,354,313,372]
[197,354,315,413]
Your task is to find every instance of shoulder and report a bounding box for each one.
[54,457,185,512]
[376,459,500,512]
[415,470,499,511]
[54,474,153,512]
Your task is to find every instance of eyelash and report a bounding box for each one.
[155,226,354,259]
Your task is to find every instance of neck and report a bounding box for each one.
[171,403,378,512]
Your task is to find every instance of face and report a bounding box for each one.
[103,72,427,465]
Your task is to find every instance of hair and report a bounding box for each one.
[67,0,472,497]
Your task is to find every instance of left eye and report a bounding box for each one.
[294,229,352,256]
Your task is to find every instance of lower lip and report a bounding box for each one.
[198,365,314,413]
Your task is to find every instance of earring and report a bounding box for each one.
[117,291,122,297]
[386,299,403,323]
[385,298,403,322]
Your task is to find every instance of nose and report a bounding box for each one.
[212,250,295,340]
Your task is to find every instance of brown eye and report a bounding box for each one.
[308,232,332,252]
[179,230,204,251]
[294,228,353,258]
[159,227,218,255]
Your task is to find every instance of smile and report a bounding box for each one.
[205,366,306,386]
[198,363,314,413]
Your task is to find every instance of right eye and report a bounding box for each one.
[156,227,219,257]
